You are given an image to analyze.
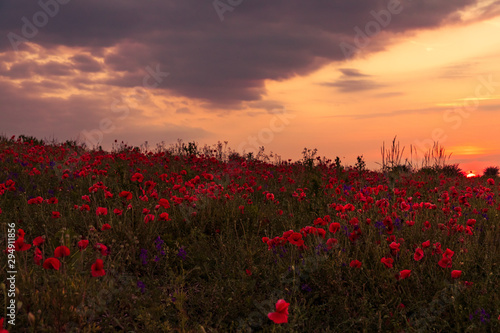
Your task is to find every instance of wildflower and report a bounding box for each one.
[326,238,338,249]
[451,270,462,279]
[268,299,290,324]
[137,281,146,293]
[287,232,304,247]
[131,173,144,182]
[177,247,187,261]
[78,239,89,251]
[91,259,106,277]
[350,260,362,268]
[96,243,109,256]
[438,256,452,268]
[43,258,61,270]
[414,248,424,261]
[158,198,170,208]
[396,269,411,280]
[144,214,155,223]
[140,249,148,265]
[33,236,44,246]
[329,222,340,234]
[380,257,394,268]
[119,191,133,200]
[0,317,9,333]
[101,223,111,231]
[96,207,108,216]
[54,246,70,257]
[34,247,42,265]
[14,237,31,251]
[389,242,400,254]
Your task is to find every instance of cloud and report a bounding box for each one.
[338,68,370,77]
[321,68,385,92]
[0,0,489,109]
[247,100,285,113]
[175,107,192,114]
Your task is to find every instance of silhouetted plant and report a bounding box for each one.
[483,166,499,177]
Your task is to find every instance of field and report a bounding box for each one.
[0,136,499,332]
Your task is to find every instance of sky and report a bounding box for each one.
[1,0,500,174]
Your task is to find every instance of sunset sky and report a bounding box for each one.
[1,0,500,173]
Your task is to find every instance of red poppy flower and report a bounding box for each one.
[101,224,111,231]
[43,258,61,270]
[451,270,462,279]
[14,237,31,251]
[159,212,171,221]
[17,229,25,238]
[144,214,155,223]
[329,222,340,234]
[487,178,495,185]
[54,246,70,257]
[52,211,61,219]
[380,257,394,268]
[266,193,275,201]
[96,243,108,256]
[421,240,431,249]
[119,191,133,200]
[34,247,42,265]
[113,208,123,216]
[78,239,89,251]
[396,269,411,280]
[438,256,452,268]
[96,207,108,216]
[414,248,424,261]
[131,173,144,182]
[91,259,106,277]
[28,196,43,204]
[0,317,8,333]
[443,248,455,259]
[287,232,304,247]
[389,242,400,253]
[466,219,476,227]
[33,236,44,246]
[326,238,338,249]
[350,260,362,268]
[158,198,170,209]
[268,299,289,324]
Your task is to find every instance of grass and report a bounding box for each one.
[0,135,499,332]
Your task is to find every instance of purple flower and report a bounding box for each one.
[154,236,164,251]
[137,281,146,293]
[140,249,148,265]
[177,247,187,261]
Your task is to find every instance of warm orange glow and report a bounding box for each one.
[466,171,476,178]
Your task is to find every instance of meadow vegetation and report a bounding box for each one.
[0,135,499,332]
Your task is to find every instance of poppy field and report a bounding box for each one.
[0,136,499,332]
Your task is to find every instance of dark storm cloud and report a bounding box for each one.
[70,54,102,73]
[0,0,492,108]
